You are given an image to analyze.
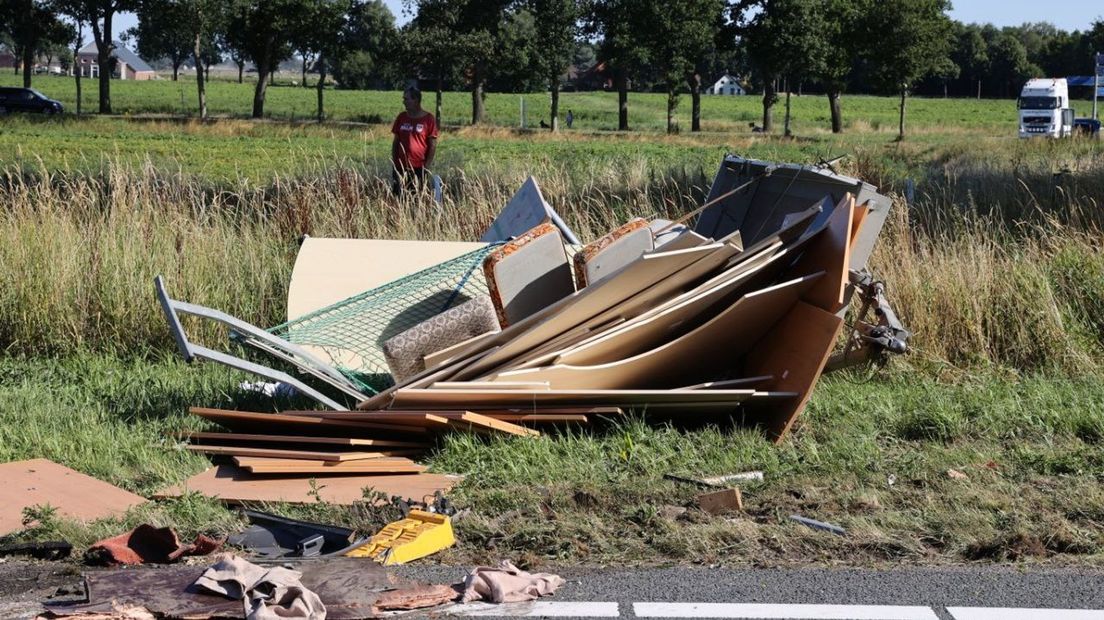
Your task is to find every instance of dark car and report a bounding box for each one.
[0,87,64,115]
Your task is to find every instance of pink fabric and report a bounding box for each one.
[460,560,565,604]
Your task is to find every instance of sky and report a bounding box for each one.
[111,1,1098,44]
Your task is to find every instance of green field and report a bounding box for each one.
[1,81,1103,567]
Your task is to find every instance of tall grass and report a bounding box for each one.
[1,140,1102,374]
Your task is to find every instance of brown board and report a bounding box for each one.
[0,459,147,536]
[234,457,427,475]
[153,464,456,505]
[190,407,428,435]
[181,431,429,449]
[187,445,424,462]
[744,300,844,441]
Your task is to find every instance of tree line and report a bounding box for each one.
[2,0,1102,139]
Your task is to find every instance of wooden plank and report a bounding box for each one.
[277,411,455,428]
[444,412,541,437]
[489,273,822,390]
[541,242,787,368]
[187,445,424,462]
[481,414,588,423]
[473,406,623,416]
[153,464,456,505]
[233,457,426,474]
[674,376,774,391]
[180,432,430,449]
[0,459,147,536]
[423,331,499,370]
[786,195,854,312]
[743,300,844,441]
[850,201,870,245]
[287,410,538,437]
[190,407,428,435]
[389,388,759,409]
[431,381,551,390]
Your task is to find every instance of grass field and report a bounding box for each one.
[1,81,1103,567]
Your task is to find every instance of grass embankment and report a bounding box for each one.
[0,106,1102,565]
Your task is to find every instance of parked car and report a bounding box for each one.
[0,87,64,115]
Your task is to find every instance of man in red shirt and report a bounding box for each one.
[391,86,438,196]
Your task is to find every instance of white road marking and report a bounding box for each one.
[947,608,1104,620]
[633,602,939,619]
[441,601,621,616]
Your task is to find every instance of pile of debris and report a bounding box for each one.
[155,156,909,504]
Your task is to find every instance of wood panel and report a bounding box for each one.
[743,300,844,441]
[0,459,147,536]
[786,195,854,312]
[154,464,455,505]
[389,388,759,409]
[233,457,426,474]
[490,273,821,390]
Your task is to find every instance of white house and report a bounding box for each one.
[709,75,746,96]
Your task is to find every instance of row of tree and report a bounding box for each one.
[2,0,1102,138]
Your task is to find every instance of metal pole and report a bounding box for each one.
[1094,52,1101,121]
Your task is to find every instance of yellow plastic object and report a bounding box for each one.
[346,509,455,565]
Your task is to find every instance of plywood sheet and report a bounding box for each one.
[423,331,498,370]
[850,201,870,244]
[155,464,455,505]
[182,432,429,449]
[0,459,147,536]
[744,300,844,441]
[787,195,853,312]
[286,410,538,437]
[191,407,428,435]
[490,273,821,390]
[187,445,423,462]
[287,238,487,322]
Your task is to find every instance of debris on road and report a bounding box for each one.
[85,524,221,566]
[227,509,367,560]
[460,560,566,604]
[346,509,455,565]
[790,514,848,536]
[0,540,72,561]
[697,488,744,515]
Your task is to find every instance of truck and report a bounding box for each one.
[1018,78,1075,138]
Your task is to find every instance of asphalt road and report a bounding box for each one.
[393,564,1104,619]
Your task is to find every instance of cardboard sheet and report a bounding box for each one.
[0,459,146,536]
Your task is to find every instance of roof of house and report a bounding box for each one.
[78,41,155,73]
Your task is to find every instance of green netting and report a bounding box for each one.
[268,244,500,395]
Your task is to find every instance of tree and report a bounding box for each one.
[818,0,868,133]
[51,0,139,113]
[399,16,459,122]
[226,0,305,118]
[0,0,73,87]
[862,0,952,140]
[952,24,989,99]
[526,0,582,132]
[589,0,648,130]
[988,33,1038,98]
[738,0,828,135]
[635,0,725,134]
[292,0,352,122]
[131,0,190,80]
[404,0,510,125]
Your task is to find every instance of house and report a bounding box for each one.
[0,45,17,70]
[76,41,156,81]
[709,75,746,96]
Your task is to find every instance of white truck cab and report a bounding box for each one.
[1019,78,1074,138]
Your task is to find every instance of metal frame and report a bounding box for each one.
[155,276,363,410]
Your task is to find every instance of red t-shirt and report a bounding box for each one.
[391,111,438,169]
